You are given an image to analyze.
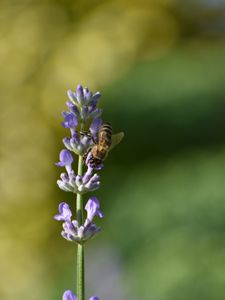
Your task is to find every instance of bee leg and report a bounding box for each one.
[83,148,91,163]
[92,136,98,144]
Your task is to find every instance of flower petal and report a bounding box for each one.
[54,202,72,221]
[62,113,78,129]
[92,92,101,105]
[85,197,103,224]
[90,118,102,135]
[56,149,73,167]
[67,90,77,104]
[76,84,84,103]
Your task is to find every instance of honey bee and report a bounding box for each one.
[87,122,124,167]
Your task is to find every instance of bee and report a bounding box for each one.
[87,122,124,167]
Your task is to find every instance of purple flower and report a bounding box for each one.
[63,132,92,156]
[62,290,77,300]
[82,165,94,184]
[56,149,73,174]
[62,112,78,129]
[54,202,72,222]
[62,137,73,152]
[62,291,99,300]
[82,222,101,241]
[55,201,103,243]
[85,197,104,225]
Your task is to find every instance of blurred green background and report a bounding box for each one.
[1,0,225,299]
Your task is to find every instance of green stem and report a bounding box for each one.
[77,244,84,300]
[76,155,85,300]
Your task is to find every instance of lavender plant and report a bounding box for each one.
[54,85,123,300]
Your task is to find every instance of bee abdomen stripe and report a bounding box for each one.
[101,129,112,136]
[101,123,112,129]
[100,124,112,133]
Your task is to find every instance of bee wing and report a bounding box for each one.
[109,132,124,151]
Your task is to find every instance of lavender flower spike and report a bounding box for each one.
[56,149,73,174]
[54,84,123,300]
